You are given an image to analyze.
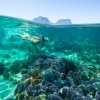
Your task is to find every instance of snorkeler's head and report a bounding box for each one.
[42,37,50,42]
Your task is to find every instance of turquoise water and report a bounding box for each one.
[0,16,100,100]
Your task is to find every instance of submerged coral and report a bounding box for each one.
[14,68,41,100]
[0,62,5,75]
[12,55,99,100]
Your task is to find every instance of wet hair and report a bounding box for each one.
[42,36,46,41]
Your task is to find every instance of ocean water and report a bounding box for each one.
[0,16,100,100]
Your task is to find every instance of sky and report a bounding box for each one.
[0,0,100,24]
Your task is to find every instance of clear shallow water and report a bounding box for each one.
[0,16,100,100]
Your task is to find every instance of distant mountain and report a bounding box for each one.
[33,16,52,25]
[33,16,72,25]
[55,19,72,25]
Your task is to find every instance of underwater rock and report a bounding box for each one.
[4,98,15,100]
[59,86,72,99]
[81,69,93,80]
[28,68,40,78]
[95,91,100,100]
[95,54,100,60]
[52,79,64,88]
[71,88,84,97]
[80,79,99,97]
[47,94,62,100]
[13,55,98,100]
[59,86,85,100]
[25,85,35,96]
[42,68,58,82]
[42,80,59,94]
[42,81,53,93]
[14,56,77,99]
[63,76,75,87]
[31,56,66,75]
[50,84,59,93]
[20,68,28,74]
[32,84,43,97]
[20,59,29,69]
[14,67,42,99]
[85,83,96,95]
[14,82,26,96]
[43,57,66,74]
[3,68,10,79]
[67,66,85,85]
[62,58,77,72]
[82,96,92,100]
[34,93,46,100]
[0,62,5,75]
[9,60,27,74]
[31,58,44,70]
[9,60,22,74]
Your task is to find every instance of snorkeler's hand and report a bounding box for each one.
[6,34,21,40]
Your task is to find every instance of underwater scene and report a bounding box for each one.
[0,15,100,100]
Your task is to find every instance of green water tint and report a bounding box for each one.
[0,16,100,99]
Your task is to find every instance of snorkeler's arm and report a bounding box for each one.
[9,33,29,39]
[12,34,22,37]
[8,34,22,40]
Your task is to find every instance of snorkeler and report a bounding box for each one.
[9,32,49,44]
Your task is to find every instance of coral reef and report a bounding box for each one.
[13,55,100,100]
[14,68,41,100]
[3,68,10,79]
[0,62,5,75]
